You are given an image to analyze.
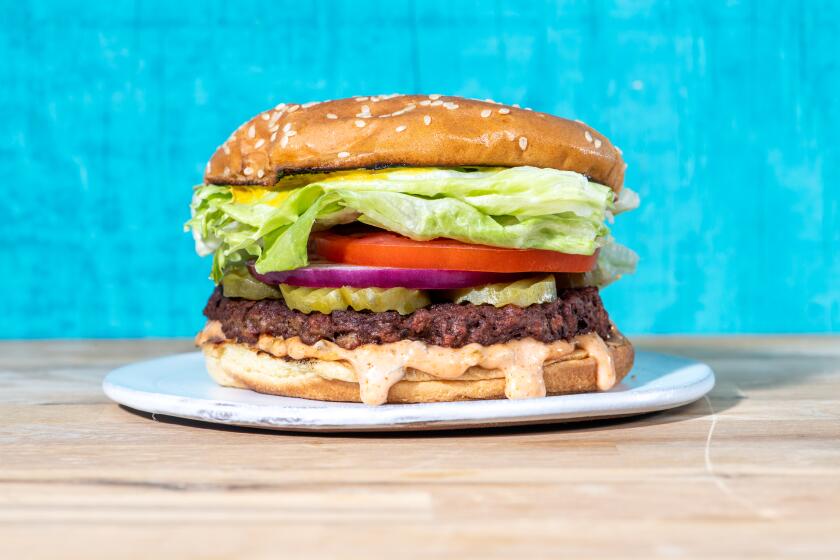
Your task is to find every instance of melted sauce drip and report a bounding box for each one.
[195,321,225,345]
[262,335,575,405]
[198,321,617,406]
[574,332,616,390]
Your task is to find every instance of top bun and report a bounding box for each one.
[204,94,625,192]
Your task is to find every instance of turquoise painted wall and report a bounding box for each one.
[2,1,838,338]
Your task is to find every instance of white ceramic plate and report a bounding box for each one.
[103,351,714,431]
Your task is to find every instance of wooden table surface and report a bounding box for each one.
[2,337,839,559]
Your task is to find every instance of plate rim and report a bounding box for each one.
[102,350,715,432]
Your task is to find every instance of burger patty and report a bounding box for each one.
[203,286,612,350]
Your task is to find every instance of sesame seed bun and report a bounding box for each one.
[200,335,634,404]
[204,94,626,192]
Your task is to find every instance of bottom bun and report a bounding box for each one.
[201,334,634,404]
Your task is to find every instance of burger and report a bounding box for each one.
[187,94,639,406]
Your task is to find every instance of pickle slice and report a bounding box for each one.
[553,273,587,289]
[450,274,557,307]
[339,286,431,314]
[279,285,348,314]
[222,268,283,300]
[279,285,431,315]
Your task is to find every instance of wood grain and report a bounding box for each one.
[1,337,839,559]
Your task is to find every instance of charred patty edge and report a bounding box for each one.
[203,286,613,350]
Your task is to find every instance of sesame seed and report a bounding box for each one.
[205,162,211,173]
[223,166,231,176]
[257,169,265,178]
[429,94,441,100]
[512,103,520,108]
[287,104,299,113]
[384,104,417,118]
[594,138,602,148]
[268,124,279,133]
[302,101,318,108]
[525,107,533,111]
[498,108,510,115]
[355,97,369,101]
[615,146,623,155]
[518,136,528,150]
[395,125,407,133]
[280,136,289,148]
[248,125,256,138]
[423,115,431,125]
[338,151,350,158]
[505,131,515,141]
[355,120,366,127]
[260,113,270,121]
[430,100,443,106]
[286,130,297,137]
[480,109,492,118]
[584,130,593,143]
[443,102,459,110]
[275,103,287,111]
[255,139,265,149]
[243,167,253,175]
[326,113,338,119]
[223,144,231,155]
[361,105,370,113]
[419,100,431,106]
[282,123,292,132]
[270,132,277,142]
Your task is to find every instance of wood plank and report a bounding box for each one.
[1,338,838,558]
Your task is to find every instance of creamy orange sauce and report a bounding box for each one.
[575,332,616,390]
[259,334,576,405]
[195,321,225,345]
[199,321,617,406]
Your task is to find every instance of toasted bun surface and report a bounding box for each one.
[201,336,634,404]
[205,95,625,192]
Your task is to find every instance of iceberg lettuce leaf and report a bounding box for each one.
[186,166,619,281]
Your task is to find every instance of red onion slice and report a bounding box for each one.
[248,262,522,289]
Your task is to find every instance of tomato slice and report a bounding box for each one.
[312,231,598,273]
